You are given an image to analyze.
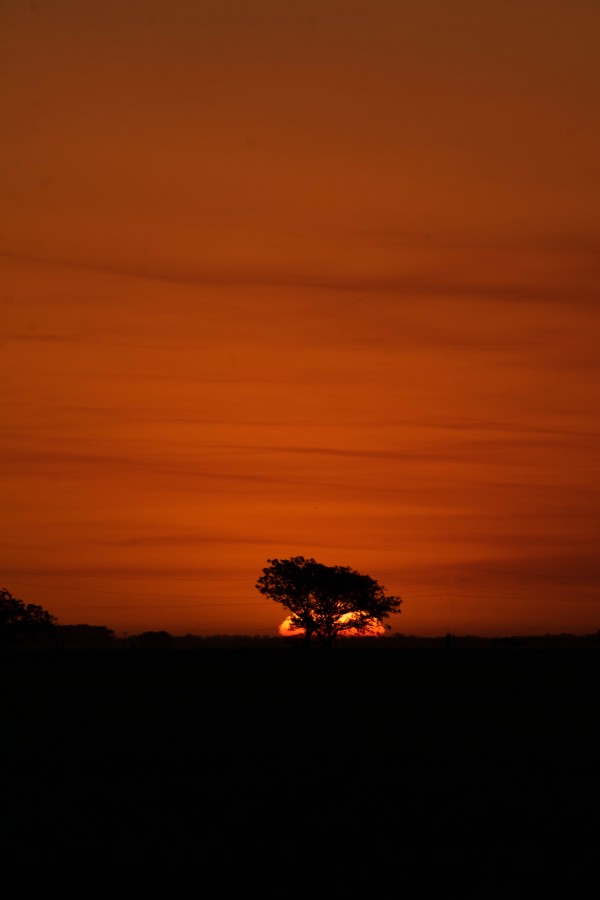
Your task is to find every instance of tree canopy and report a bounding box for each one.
[0,587,57,645]
[256,556,402,647]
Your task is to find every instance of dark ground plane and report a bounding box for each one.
[2,641,599,892]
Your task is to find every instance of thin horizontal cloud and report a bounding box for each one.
[0,449,316,485]
[97,534,282,547]
[351,227,600,257]
[1,248,597,304]
[195,434,600,462]
[1,331,174,351]
[15,409,589,440]
[0,445,569,477]
[90,534,388,550]
[2,437,597,490]
[2,332,85,343]
[2,565,250,580]
[3,323,595,369]
[392,553,600,581]
[420,418,600,439]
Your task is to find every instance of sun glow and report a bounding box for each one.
[278,612,386,639]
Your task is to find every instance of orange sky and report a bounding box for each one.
[2,0,599,636]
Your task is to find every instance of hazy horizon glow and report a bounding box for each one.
[2,1,599,636]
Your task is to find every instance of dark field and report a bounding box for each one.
[2,643,599,891]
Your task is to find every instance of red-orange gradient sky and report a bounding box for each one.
[2,0,599,636]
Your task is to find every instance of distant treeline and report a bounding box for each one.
[17,624,600,651]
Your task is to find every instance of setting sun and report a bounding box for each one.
[279,613,386,639]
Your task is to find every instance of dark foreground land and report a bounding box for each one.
[2,641,599,891]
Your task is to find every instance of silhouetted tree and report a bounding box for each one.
[255,556,402,649]
[0,587,57,648]
[59,624,115,649]
[135,630,174,649]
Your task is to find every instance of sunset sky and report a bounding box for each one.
[2,0,599,636]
